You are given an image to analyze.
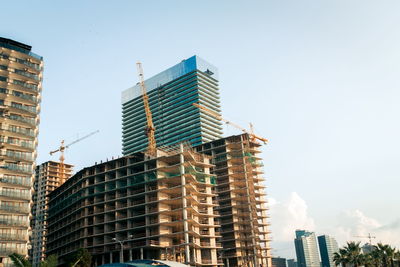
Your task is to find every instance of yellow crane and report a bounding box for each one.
[136,62,157,156]
[49,130,99,180]
[192,102,268,144]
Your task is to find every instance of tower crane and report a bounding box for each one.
[49,130,99,180]
[192,103,268,144]
[136,62,157,156]
[354,233,376,245]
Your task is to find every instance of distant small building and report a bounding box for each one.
[272,257,287,267]
[361,243,374,254]
[287,259,298,267]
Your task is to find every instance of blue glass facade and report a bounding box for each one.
[318,235,339,267]
[122,56,223,155]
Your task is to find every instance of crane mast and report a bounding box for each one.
[136,62,157,156]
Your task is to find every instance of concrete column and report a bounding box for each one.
[179,143,190,264]
[240,135,259,267]
[129,249,133,261]
[110,252,113,263]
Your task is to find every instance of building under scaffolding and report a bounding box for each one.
[46,145,221,267]
[194,134,271,267]
[46,134,271,267]
[30,161,73,266]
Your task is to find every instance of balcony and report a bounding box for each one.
[11,102,37,114]
[0,189,30,200]
[8,114,36,126]
[0,204,29,213]
[1,126,35,137]
[0,233,27,241]
[0,218,29,227]
[1,150,33,161]
[1,163,32,173]
[0,175,31,187]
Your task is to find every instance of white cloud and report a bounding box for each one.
[268,192,400,259]
[331,210,400,248]
[269,192,315,242]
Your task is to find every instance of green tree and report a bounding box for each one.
[40,255,58,267]
[369,248,383,267]
[375,243,396,267]
[394,250,400,267]
[345,241,364,267]
[8,253,31,267]
[69,248,91,267]
[333,248,349,267]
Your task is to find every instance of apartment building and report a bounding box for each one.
[317,235,338,267]
[46,146,221,266]
[30,161,73,266]
[0,37,43,266]
[194,134,271,267]
[294,230,320,267]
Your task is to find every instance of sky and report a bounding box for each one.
[2,0,400,259]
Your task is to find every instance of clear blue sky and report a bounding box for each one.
[2,0,400,258]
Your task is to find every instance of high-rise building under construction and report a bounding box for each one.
[30,161,73,267]
[121,55,223,155]
[0,37,43,266]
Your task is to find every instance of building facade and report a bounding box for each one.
[0,37,43,266]
[122,55,223,155]
[317,235,338,267]
[30,161,73,266]
[46,147,221,267]
[194,134,271,267]
[271,257,287,267]
[294,230,320,267]
[46,134,271,267]
[286,259,297,267]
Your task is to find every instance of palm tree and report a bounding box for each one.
[394,250,400,267]
[333,248,349,267]
[375,243,396,267]
[8,253,31,267]
[369,248,382,267]
[40,255,58,267]
[344,241,364,267]
[9,253,58,267]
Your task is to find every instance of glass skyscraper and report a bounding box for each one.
[122,55,223,155]
[294,230,320,267]
[0,38,43,266]
[318,235,339,267]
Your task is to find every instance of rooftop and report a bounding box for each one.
[0,37,42,60]
[121,55,218,104]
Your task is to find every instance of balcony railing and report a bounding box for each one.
[8,114,36,126]
[0,247,26,256]
[12,91,38,103]
[11,103,37,114]
[0,204,30,213]
[1,151,33,161]
[0,189,30,200]
[0,175,31,187]
[0,137,35,149]
[0,219,29,227]
[1,126,35,137]
[0,233,27,241]
[1,163,32,173]
[14,69,39,81]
